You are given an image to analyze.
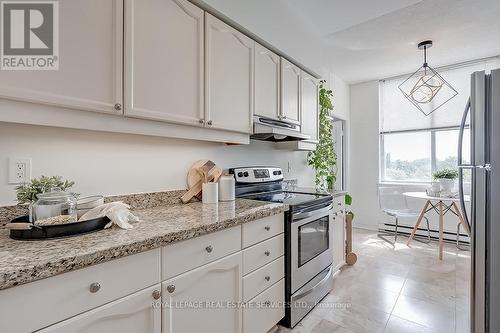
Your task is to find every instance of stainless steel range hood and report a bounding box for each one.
[250,116,310,142]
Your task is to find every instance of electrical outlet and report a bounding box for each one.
[8,158,32,184]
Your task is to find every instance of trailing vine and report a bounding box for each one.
[307,80,337,190]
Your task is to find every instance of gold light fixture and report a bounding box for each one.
[399,40,458,116]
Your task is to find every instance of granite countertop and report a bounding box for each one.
[0,198,287,291]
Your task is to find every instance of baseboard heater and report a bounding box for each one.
[379,223,470,245]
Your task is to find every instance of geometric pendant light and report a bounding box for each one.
[398,40,458,116]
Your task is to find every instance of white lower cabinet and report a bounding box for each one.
[333,197,346,270]
[243,279,285,333]
[162,252,243,333]
[38,285,162,333]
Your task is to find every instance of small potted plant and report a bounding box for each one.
[16,176,75,222]
[432,168,459,194]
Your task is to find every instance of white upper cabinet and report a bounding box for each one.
[254,43,280,120]
[162,252,243,333]
[301,71,319,143]
[205,13,254,134]
[38,285,161,333]
[0,0,123,114]
[124,0,204,126]
[280,58,301,125]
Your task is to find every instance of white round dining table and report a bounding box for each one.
[403,191,471,260]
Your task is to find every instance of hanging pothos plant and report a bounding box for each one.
[307,80,337,190]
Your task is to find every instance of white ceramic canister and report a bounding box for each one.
[218,175,235,201]
[202,182,219,204]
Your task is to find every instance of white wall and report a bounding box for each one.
[0,123,316,206]
[349,80,470,236]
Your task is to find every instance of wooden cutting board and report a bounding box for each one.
[186,160,222,200]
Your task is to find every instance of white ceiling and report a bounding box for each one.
[286,0,500,83]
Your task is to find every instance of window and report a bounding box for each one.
[379,58,498,183]
[380,128,470,183]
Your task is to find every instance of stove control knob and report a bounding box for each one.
[273,171,279,175]
[243,172,249,177]
[237,172,243,177]
[277,170,282,175]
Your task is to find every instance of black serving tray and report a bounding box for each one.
[8,215,110,240]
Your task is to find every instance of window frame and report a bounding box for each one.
[379,125,468,184]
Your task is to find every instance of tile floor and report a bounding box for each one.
[277,228,471,333]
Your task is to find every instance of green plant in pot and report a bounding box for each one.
[16,175,75,222]
[307,80,337,190]
[433,168,458,194]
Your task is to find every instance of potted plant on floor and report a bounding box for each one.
[433,168,459,194]
[344,194,357,265]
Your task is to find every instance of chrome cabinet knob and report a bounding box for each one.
[207,120,213,126]
[205,245,213,253]
[199,119,205,124]
[152,290,161,300]
[264,276,270,281]
[89,282,101,293]
[166,285,175,293]
[264,225,270,231]
[264,301,271,307]
[264,251,270,256]
[114,103,122,111]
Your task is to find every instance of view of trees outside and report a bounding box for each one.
[381,129,470,183]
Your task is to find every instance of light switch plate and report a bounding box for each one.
[8,157,32,184]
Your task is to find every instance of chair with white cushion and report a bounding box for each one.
[378,186,430,244]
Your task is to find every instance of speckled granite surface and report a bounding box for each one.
[0,198,287,290]
[0,190,186,228]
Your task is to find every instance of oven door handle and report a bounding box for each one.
[293,204,333,220]
[291,267,333,300]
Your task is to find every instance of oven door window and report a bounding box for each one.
[298,216,329,267]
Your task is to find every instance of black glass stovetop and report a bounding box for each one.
[242,190,330,207]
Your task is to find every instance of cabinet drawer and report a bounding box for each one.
[243,256,284,302]
[0,249,160,333]
[242,213,283,248]
[162,225,241,280]
[243,279,285,333]
[243,234,284,275]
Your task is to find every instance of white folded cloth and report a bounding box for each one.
[78,202,140,229]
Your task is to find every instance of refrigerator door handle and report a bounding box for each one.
[458,97,471,229]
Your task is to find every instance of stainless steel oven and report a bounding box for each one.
[289,203,334,327]
[291,203,333,292]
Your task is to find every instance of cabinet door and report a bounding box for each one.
[301,71,319,143]
[280,58,301,125]
[333,212,346,269]
[124,0,204,126]
[38,285,161,333]
[163,252,243,333]
[254,43,280,120]
[205,13,253,134]
[0,0,122,114]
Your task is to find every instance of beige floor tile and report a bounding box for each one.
[316,294,390,333]
[384,315,441,333]
[407,265,456,288]
[310,319,356,333]
[329,283,400,314]
[401,278,456,307]
[392,295,455,333]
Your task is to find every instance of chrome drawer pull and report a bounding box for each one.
[167,285,176,293]
[264,301,271,307]
[264,251,270,256]
[264,225,271,231]
[152,290,161,300]
[205,245,213,253]
[89,282,101,293]
[265,276,270,281]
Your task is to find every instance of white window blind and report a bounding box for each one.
[380,58,500,132]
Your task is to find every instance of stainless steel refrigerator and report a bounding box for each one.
[458,68,500,333]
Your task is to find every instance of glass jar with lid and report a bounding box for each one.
[32,190,78,225]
